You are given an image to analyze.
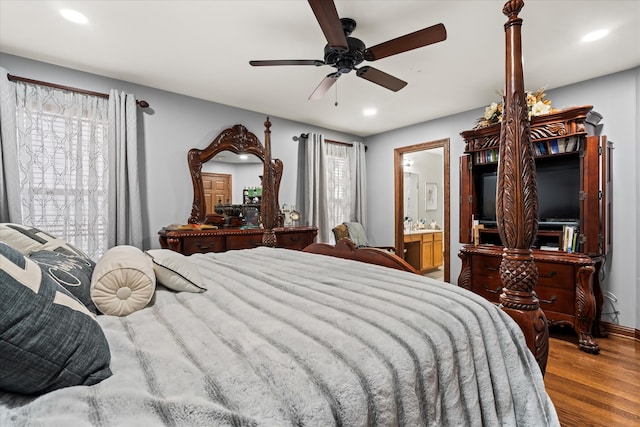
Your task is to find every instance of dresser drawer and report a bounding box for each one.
[182,236,226,255]
[537,262,575,290]
[277,232,315,250]
[471,254,502,279]
[537,285,575,316]
[471,277,502,304]
[225,233,264,250]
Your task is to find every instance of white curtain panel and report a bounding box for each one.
[107,90,143,249]
[0,67,21,222]
[325,141,353,241]
[14,80,110,259]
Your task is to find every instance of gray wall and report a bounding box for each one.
[2,53,637,331]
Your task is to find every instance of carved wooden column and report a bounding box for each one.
[496,0,549,374]
[261,118,277,247]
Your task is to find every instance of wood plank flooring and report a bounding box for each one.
[544,328,640,427]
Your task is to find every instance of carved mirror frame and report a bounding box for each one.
[188,123,282,225]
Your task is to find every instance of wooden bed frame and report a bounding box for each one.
[304,238,421,275]
[303,0,549,374]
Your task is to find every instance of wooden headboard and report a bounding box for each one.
[495,0,549,373]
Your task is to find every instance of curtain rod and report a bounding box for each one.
[7,74,150,108]
[293,133,367,151]
[293,133,353,147]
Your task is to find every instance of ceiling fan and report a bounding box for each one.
[249,0,447,100]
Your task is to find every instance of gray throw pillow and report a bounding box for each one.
[29,250,98,315]
[0,242,112,395]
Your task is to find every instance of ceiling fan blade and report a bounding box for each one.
[309,73,340,100]
[356,66,407,92]
[307,0,348,50]
[364,23,447,61]
[249,60,324,66]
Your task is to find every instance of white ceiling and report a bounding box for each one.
[1,1,638,137]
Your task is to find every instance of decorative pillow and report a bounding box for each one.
[91,245,156,316]
[0,242,112,395]
[0,223,89,258]
[29,250,98,314]
[344,221,370,247]
[145,249,206,293]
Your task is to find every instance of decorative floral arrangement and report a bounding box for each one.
[473,87,557,129]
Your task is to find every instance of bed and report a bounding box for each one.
[1,1,557,425]
[1,243,557,426]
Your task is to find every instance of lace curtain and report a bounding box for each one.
[15,82,110,259]
[296,134,367,243]
[0,66,143,260]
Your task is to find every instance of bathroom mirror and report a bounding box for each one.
[394,138,450,282]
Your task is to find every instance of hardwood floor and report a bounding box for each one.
[544,328,640,426]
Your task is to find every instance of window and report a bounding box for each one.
[325,143,352,235]
[15,82,109,260]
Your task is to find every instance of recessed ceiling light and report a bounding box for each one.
[60,9,88,24]
[239,154,249,160]
[363,108,377,116]
[582,29,608,43]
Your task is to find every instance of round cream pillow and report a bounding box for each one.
[91,245,156,316]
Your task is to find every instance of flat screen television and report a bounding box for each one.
[478,156,580,228]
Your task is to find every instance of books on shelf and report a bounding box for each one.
[475,135,581,164]
[475,148,499,164]
[562,224,579,253]
[532,137,580,158]
[565,136,579,152]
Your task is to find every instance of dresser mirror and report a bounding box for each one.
[203,152,263,204]
[188,123,282,226]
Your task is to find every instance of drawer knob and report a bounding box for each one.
[483,262,499,272]
[539,271,557,279]
[195,242,215,250]
[483,284,503,294]
[539,296,558,305]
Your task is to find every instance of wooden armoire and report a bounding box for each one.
[457,105,612,353]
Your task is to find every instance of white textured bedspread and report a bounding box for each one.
[1,247,558,426]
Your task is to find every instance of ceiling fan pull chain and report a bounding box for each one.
[335,79,339,107]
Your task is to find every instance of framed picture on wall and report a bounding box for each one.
[426,182,437,210]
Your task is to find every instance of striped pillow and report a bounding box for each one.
[0,242,112,395]
[0,223,89,257]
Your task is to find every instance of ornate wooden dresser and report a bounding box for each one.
[159,226,318,256]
